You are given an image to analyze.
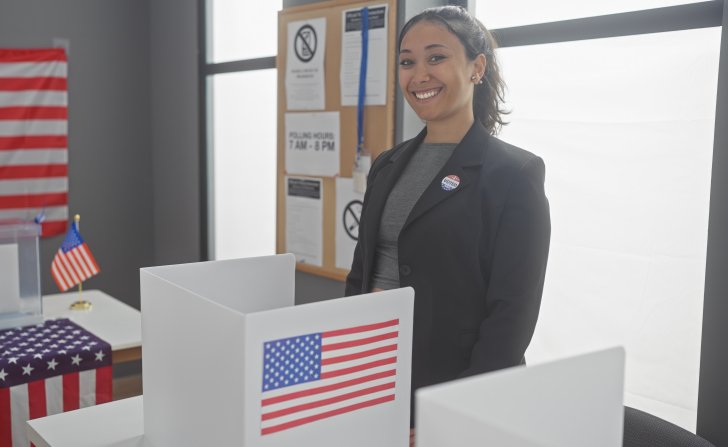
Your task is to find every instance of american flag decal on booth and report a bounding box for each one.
[0,49,69,237]
[260,318,400,435]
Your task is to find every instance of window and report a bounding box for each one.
[209,0,281,62]
[205,0,282,260]
[212,69,277,259]
[477,4,720,431]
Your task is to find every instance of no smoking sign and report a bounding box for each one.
[294,24,317,63]
[343,200,363,241]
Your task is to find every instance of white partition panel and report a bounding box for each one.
[140,254,414,446]
[417,348,625,447]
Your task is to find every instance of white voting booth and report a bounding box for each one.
[416,347,626,447]
[140,254,413,447]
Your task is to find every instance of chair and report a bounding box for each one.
[623,406,715,447]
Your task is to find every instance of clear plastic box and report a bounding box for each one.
[0,221,42,330]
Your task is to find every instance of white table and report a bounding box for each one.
[43,289,142,364]
[26,396,145,447]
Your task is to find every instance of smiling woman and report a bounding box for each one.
[397,8,506,141]
[344,5,552,436]
[398,21,482,140]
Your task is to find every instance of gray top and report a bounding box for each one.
[371,142,457,290]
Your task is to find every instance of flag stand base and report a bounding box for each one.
[69,300,93,311]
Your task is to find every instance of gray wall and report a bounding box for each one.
[0,0,201,310]
[150,0,201,267]
[0,0,155,309]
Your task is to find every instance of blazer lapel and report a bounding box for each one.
[361,128,427,271]
[402,122,487,231]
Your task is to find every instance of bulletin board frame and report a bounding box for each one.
[276,0,398,281]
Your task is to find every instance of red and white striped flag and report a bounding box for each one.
[0,49,68,237]
[0,319,112,447]
[51,220,100,292]
[260,318,399,435]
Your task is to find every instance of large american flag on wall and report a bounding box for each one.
[260,318,399,435]
[0,49,68,237]
[0,319,112,447]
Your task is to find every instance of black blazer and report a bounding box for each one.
[345,121,551,403]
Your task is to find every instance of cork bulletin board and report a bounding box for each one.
[276,0,398,281]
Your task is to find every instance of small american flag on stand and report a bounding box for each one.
[260,318,399,435]
[51,220,100,292]
[0,318,112,447]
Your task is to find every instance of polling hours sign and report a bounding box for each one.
[285,112,340,177]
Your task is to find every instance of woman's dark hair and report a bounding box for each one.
[398,6,508,135]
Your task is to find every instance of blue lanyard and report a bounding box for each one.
[357,7,369,159]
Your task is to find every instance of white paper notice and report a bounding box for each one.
[285,111,340,177]
[0,243,21,313]
[335,177,365,270]
[286,18,327,110]
[340,5,388,106]
[286,177,323,266]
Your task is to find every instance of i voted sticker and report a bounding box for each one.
[441,175,460,191]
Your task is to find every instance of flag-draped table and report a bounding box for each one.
[0,318,112,447]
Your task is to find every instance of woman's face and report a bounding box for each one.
[398,21,483,126]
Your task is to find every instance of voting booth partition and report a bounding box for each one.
[416,347,626,447]
[140,254,414,446]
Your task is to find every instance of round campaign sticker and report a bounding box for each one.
[441,175,460,191]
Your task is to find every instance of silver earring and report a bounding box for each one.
[470,75,478,82]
